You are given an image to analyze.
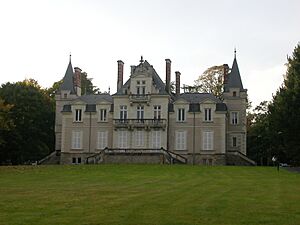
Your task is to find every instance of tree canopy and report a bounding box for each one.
[247,43,300,166]
[194,65,224,98]
[0,79,55,164]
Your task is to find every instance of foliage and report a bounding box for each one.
[80,71,100,95]
[248,43,300,166]
[0,79,55,164]
[268,43,300,165]
[0,165,299,225]
[194,65,224,98]
[0,98,14,147]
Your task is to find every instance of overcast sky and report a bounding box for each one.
[0,0,299,107]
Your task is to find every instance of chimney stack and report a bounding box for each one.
[175,71,181,96]
[74,67,82,96]
[165,59,171,93]
[117,60,124,91]
[223,64,229,84]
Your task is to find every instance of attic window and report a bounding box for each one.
[63,93,68,99]
[233,91,236,97]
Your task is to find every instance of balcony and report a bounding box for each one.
[113,119,166,130]
[129,94,151,105]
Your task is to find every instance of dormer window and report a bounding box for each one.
[136,80,146,95]
[64,93,68,99]
[233,91,237,97]
[204,108,212,122]
[99,109,107,122]
[74,109,82,122]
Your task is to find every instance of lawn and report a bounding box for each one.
[0,165,299,225]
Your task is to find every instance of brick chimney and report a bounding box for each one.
[74,67,82,96]
[223,64,229,84]
[175,71,181,96]
[165,59,171,93]
[117,60,124,91]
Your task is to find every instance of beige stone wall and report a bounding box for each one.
[223,88,247,154]
[169,100,226,155]
[60,102,114,154]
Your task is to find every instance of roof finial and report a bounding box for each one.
[234,47,237,59]
[69,53,72,62]
[140,55,144,63]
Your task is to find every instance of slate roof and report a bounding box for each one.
[174,93,222,103]
[58,60,76,94]
[224,57,245,92]
[74,94,113,104]
[114,60,168,95]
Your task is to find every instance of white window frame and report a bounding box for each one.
[137,105,144,120]
[177,108,185,122]
[231,112,239,125]
[74,109,82,122]
[99,109,107,122]
[203,131,213,150]
[72,131,83,149]
[97,131,108,149]
[154,105,161,120]
[175,131,187,150]
[118,130,128,148]
[152,131,161,149]
[204,108,212,122]
[135,130,144,147]
[120,105,127,120]
[136,80,146,95]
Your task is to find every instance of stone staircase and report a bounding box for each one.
[38,150,61,165]
[86,148,187,165]
[226,151,256,166]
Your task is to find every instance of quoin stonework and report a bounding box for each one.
[41,54,255,165]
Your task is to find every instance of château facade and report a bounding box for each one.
[49,54,254,165]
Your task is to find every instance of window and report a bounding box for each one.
[233,91,236,97]
[72,157,81,165]
[152,131,161,148]
[72,131,82,149]
[232,136,237,147]
[175,131,187,150]
[203,131,213,150]
[204,108,212,121]
[153,105,161,120]
[177,108,185,122]
[136,80,146,95]
[64,93,68,99]
[97,131,108,149]
[99,109,107,122]
[74,109,82,122]
[137,106,144,120]
[231,112,239,125]
[120,105,127,120]
[118,131,128,148]
[135,130,144,147]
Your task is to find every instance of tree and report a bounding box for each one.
[268,43,300,165]
[0,79,55,164]
[80,72,100,95]
[194,65,225,98]
[0,98,14,148]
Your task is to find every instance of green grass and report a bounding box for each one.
[0,165,299,225]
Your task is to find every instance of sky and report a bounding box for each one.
[0,0,299,107]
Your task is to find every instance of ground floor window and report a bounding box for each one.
[203,131,214,150]
[97,131,108,149]
[72,157,82,164]
[118,130,128,148]
[152,131,161,149]
[175,131,187,150]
